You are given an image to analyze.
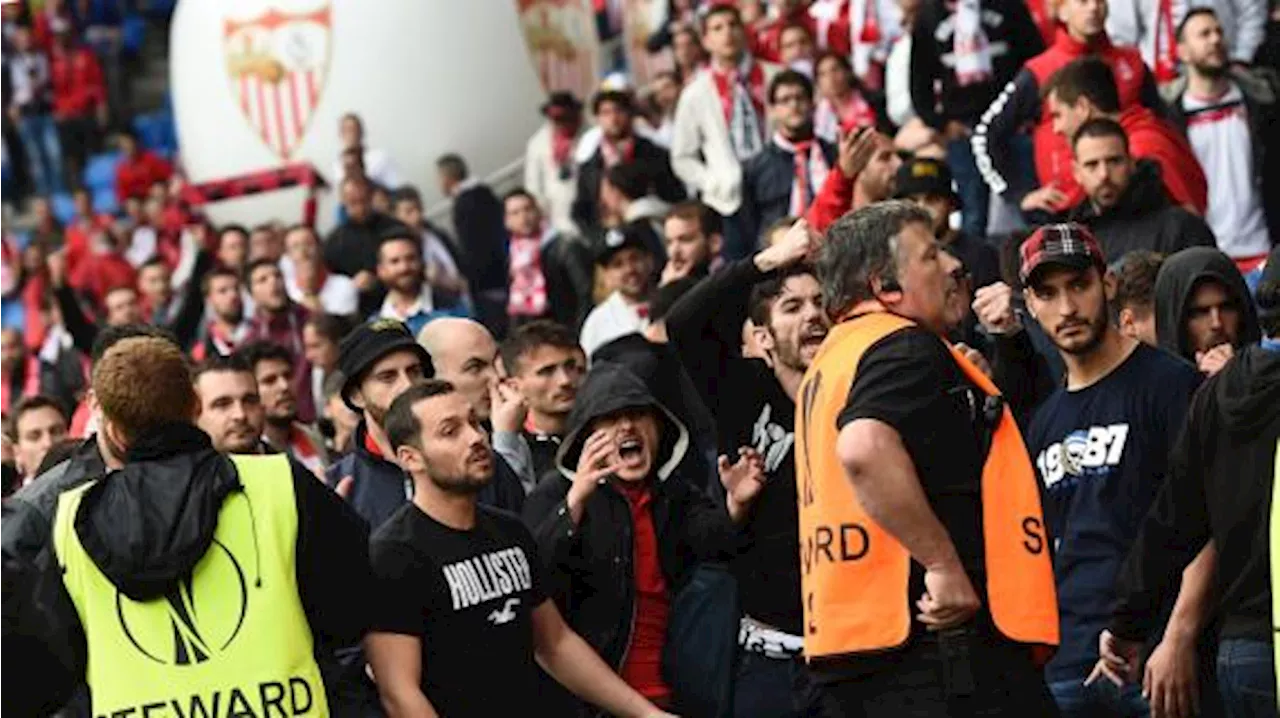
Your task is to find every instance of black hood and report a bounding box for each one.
[1214,345,1280,435]
[73,422,243,602]
[1070,159,1169,225]
[554,362,689,483]
[1154,247,1261,360]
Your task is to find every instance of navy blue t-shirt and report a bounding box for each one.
[1025,342,1201,681]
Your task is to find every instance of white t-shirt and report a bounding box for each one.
[579,291,649,359]
[1183,84,1271,258]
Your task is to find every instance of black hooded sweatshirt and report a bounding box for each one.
[1154,246,1262,363]
[522,363,741,677]
[1069,160,1217,264]
[1111,346,1280,644]
[2,423,372,717]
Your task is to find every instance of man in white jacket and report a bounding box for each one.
[671,4,779,260]
[1106,0,1266,79]
[524,93,586,238]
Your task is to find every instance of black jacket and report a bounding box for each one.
[910,0,1044,129]
[1154,246,1262,362]
[1112,345,1280,644]
[1068,160,1218,264]
[322,211,405,279]
[571,136,686,236]
[740,139,838,248]
[1,424,371,718]
[537,233,596,331]
[326,421,526,530]
[1161,67,1280,242]
[452,184,510,294]
[522,364,740,684]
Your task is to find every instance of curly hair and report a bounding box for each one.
[93,336,197,443]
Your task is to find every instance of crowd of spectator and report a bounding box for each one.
[3,0,1280,717]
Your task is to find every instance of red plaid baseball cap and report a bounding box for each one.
[1019,223,1106,286]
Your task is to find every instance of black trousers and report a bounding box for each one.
[816,633,1059,718]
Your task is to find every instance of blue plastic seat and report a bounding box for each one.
[83,152,122,194]
[92,187,120,216]
[1,298,26,332]
[120,14,145,56]
[50,192,77,225]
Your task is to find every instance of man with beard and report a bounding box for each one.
[1019,224,1202,716]
[659,201,723,288]
[1162,7,1279,272]
[580,223,660,357]
[504,189,594,331]
[417,317,532,509]
[192,266,251,361]
[364,381,676,718]
[740,70,837,247]
[666,218,827,716]
[324,176,403,293]
[499,320,586,481]
[327,320,433,530]
[894,157,1001,292]
[371,229,469,337]
[1067,119,1217,262]
[798,201,1058,715]
[241,341,330,480]
[245,259,316,422]
[1044,58,1208,214]
[192,353,266,455]
[1155,246,1262,375]
[803,127,900,235]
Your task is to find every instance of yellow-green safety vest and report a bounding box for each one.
[53,454,329,718]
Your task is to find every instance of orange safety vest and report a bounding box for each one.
[794,312,1059,660]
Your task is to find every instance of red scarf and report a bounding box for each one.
[288,424,326,479]
[600,137,636,168]
[616,481,672,702]
[710,61,766,129]
[551,124,577,168]
[508,233,549,318]
[1153,0,1179,82]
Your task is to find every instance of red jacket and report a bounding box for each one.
[71,250,137,307]
[50,46,105,120]
[63,213,115,281]
[1118,105,1208,214]
[974,29,1160,210]
[115,151,173,203]
[805,165,857,236]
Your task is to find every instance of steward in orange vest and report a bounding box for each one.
[797,202,1058,716]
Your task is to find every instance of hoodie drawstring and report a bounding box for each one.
[241,488,263,589]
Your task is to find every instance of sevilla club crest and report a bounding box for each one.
[224,2,331,160]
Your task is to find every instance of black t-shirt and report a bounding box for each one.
[837,326,990,618]
[369,503,547,718]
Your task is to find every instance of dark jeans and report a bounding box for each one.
[1049,676,1149,717]
[17,112,64,196]
[1217,639,1277,718]
[734,652,822,718]
[947,135,989,239]
[817,634,1059,718]
[56,115,99,190]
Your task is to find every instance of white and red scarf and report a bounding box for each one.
[1152,0,1184,82]
[773,133,831,217]
[287,424,326,480]
[952,0,994,86]
[710,59,767,160]
[508,228,552,318]
[600,137,636,168]
[814,92,877,142]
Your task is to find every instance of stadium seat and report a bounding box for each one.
[83,152,122,194]
[1,298,25,332]
[134,112,177,154]
[121,14,145,56]
[12,230,32,251]
[92,187,120,216]
[50,192,77,225]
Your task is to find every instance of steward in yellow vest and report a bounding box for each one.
[798,203,1058,716]
[3,336,372,718]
